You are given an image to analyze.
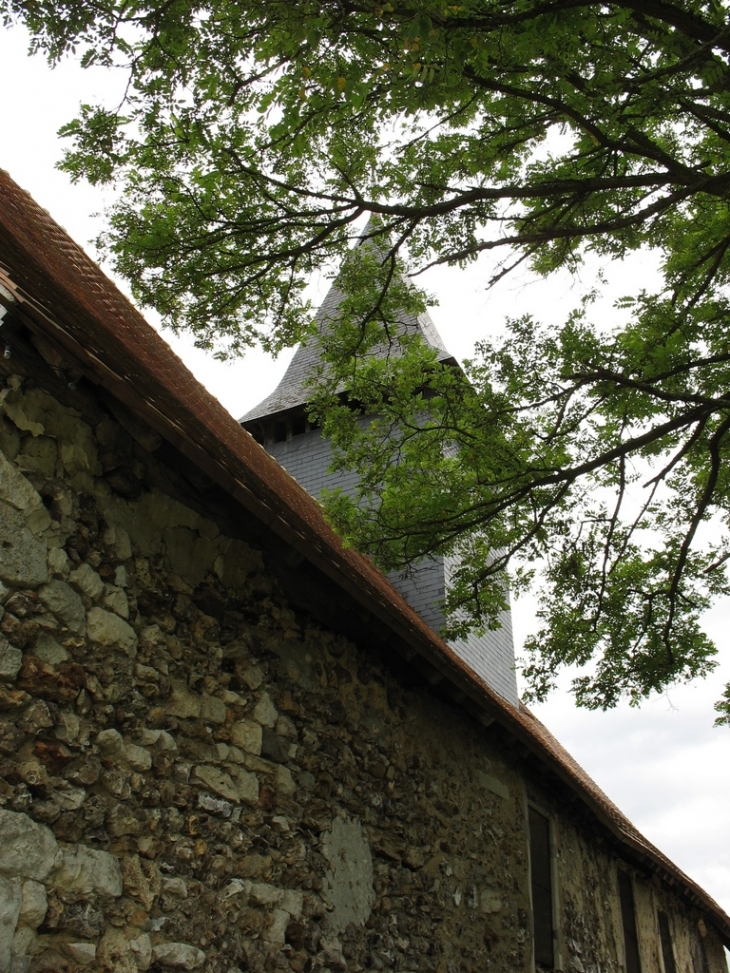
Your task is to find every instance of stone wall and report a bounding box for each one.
[0,370,725,973]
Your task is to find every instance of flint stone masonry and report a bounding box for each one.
[0,369,725,973]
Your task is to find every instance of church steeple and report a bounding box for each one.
[241,224,457,440]
[241,234,519,706]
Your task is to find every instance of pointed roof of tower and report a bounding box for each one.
[240,227,456,423]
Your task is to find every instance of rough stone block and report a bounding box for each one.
[152,942,206,969]
[0,636,22,682]
[64,942,97,966]
[253,692,278,728]
[0,502,48,586]
[102,584,129,618]
[52,844,123,897]
[86,607,137,656]
[124,743,152,772]
[38,580,85,634]
[230,719,262,755]
[0,875,22,971]
[0,450,51,535]
[0,809,58,881]
[200,693,227,725]
[130,933,152,971]
[69,562,105,601]
[263,908,290,945]
[228,765,259,804]
[18,881,47,928]
[165,681,201,719]
[33,632,69,665]
[193,765,240,803]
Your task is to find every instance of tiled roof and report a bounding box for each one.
[0,168,728,945]
[241,236,454,422]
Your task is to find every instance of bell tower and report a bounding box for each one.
[241,242,519,707]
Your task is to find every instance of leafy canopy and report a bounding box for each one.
[5,0,730,719]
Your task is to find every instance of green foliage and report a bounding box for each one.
[6,0,730,715]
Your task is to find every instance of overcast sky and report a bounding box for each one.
[1,23,729,926]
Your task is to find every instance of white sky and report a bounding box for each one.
[1,23,729,927]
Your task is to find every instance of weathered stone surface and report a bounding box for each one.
[97,728,124,755]
[18,655,85,704]
[153,942,206,969]
[166,681,201,719]
[63,942,96,966]
[52,844,123,897]
[69,562,105,601]
[227,765,259,804]
[97,926,136,973]
[86,607,137,656]
[322,816,375,935]
[0,875,22,971]
[102,584,129,618]
[0,449,51,535]
[0,809,58,881]
[253,692,278,728]
[275,765,296,797]
[197,791,233,818]
[19,880,47,928]
[33,631,69,665]
[47,545,70,579]
[124,743,152,772]
[0,720,24,754]
[130,932,152,971]
[263,908,290,945]
[0,502,48,586]
[193,765,240,803]
[0,636,22,682]
[230,719,262,755]
[122,855,160,911]
[200,693,227,724]
[38,581,85,634]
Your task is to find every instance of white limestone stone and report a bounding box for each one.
[193,765,240,803]
[52,844,123,897]
[0,875,22,971]
[0,450,51,535]
[86,606,137,656]
[0,502,48,587]
[130,933,152,971]
[0,636,22,681]
[0,809,58,881]
[263,908,290,945]
[64,942,97,965]
[253,692,278,727]
[38,580,86,634]
[228,765,259,804]
[96,728,124,755]
[69,562,104,600]
[33,632,69,665]
[230,719,262,755]
[200,693,227,725]
[124,743,152,772]
[152,942,206,968]
[102,584,129,618]
[18,881,47,928]
[47,545,70,579]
